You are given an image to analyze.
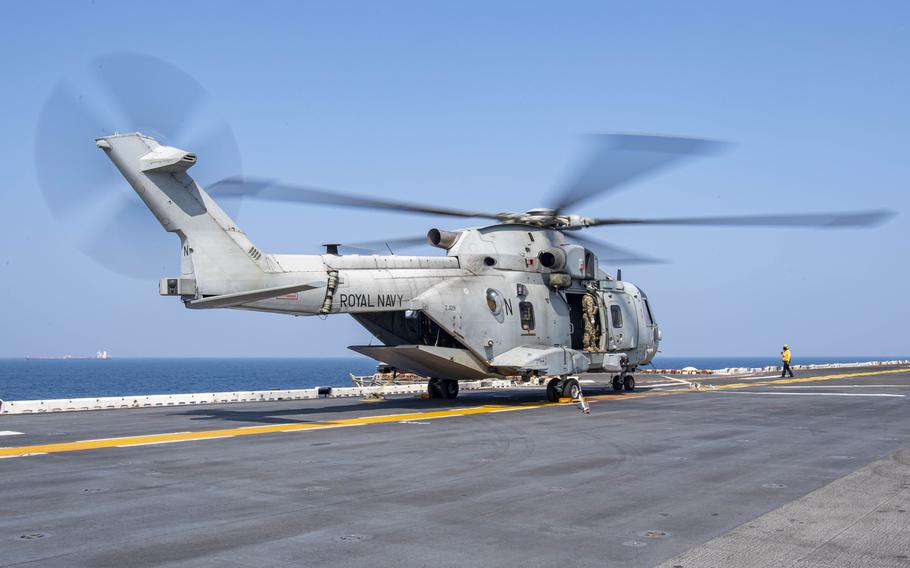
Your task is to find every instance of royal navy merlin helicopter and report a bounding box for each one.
[37,54,895,403]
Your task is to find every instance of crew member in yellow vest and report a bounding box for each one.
[781,344,794,378]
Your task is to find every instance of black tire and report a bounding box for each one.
[623,375,635,392]
[612,376,623,392]
[562,378,580,400]
[441,379,459,399]
[546,378,561,402]
[427,377,444,399]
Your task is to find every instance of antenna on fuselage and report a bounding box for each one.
[616,269,622,281]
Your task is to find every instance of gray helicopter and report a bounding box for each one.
[95,131,894,402]
[38,55,895,403]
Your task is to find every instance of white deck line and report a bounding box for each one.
[771,385,910,389]
[661,375,693,385]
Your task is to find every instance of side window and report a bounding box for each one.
[519,301,535,331]
[610,305,623,328]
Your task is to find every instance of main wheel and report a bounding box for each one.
[623,375,635,392]
[611,376,623,392]
[562,378,581,400]
[546,377,561,402]
[441,379,459,399]
[427,377,444,399]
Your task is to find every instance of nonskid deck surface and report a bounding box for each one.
[1,365,909,567]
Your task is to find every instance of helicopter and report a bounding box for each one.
[37,55,895,403]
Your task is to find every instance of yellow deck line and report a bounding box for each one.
[1,367,906,459]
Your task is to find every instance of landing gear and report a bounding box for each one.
[546,377,561,402]
[428,378,459,399]
[611,371,635,393]
[611,376,623,392]
[562,378,581,400]
[546,376,581,402]
[545,376,589,414]
[441,379,459,399]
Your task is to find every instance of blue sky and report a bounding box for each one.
[1,2,907,357]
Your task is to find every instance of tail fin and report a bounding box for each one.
[96,132,267,294]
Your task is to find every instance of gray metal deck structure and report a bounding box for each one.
[2,364,909,567]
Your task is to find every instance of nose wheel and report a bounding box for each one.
[611,374,636,392]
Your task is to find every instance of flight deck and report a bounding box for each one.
[2,364,909,567]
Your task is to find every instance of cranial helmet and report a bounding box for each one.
[586,282,598,293]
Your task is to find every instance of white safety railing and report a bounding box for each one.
[641,359,910,376]
[0,379,513,415]
[710,359,910,376]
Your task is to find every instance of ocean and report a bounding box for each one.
[0,356,904,401]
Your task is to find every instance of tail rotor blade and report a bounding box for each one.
[181,121,244,220]
[181,121,243,186]
[35,84,120,219]
[80,198,175,279]
[91,52,207,142]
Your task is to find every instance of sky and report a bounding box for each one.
[0,1,907,358]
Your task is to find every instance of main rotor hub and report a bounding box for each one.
[525,207,557,217]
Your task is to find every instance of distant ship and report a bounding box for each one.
[26,350,112,361]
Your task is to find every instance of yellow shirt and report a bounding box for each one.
[782,349,791,363]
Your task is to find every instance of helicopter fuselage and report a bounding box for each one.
[100,132,659,383]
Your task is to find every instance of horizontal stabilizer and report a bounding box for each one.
[187,282,324,309]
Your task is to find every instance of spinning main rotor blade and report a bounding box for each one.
[208,177,504,220]
[550,134,727,213]
[562,232,665,265]
[339,236,433,255]
[34,53,243,279]
[586,210,896,228]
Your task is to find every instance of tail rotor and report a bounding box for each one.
[34,53,243,278]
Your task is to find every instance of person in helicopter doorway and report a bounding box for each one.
[781,344,794,378]
[582,282,601,352]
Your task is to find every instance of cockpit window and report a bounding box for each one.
[610,305,623,328]
[643,299,654,325]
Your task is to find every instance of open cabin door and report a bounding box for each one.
[565,292,586,351]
